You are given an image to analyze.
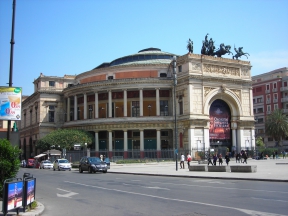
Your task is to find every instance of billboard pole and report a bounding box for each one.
[7,0,16,141]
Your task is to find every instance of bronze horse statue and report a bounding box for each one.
[233,46,250,60]
[214,44,233,57]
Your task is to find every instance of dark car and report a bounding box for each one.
[79,156,107,173]
[104,158,110,169]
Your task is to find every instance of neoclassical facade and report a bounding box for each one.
[20,48,255,159]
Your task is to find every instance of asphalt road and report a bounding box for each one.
[17,168,288,216]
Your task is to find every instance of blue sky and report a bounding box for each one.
[1,0,287,96]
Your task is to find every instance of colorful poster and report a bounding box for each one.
[7,182,23,210]
[209,99,231,140]
[0,86,22,120]
[26,179,35,205]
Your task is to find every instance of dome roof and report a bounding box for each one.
[94,48,177,69]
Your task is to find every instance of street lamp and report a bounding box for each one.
[172,56,178,171]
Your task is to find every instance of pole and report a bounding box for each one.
[172,56,178,171]
[7,0,16,141]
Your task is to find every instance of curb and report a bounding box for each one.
[0,201,44,216]
[108,171,288,183]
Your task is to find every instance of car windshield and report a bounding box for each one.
[43,161,51,164]
[59,159,69,163]
[88,157,101,163]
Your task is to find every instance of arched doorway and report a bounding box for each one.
[209,99,232,150]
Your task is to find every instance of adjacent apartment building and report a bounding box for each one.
[252,67,288,147]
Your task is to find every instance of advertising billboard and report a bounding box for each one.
[209,99,231,140]
[0,86,22,120]
[25,178,35,205]
[2,181,23,213]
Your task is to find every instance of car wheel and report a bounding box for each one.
[103,170,107,173]
[88,167,92,173]
[79,167,83,173]
[58,167,60,171]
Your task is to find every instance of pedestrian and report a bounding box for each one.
[235,152,239,163]
[275,151,278,159]
[218,154,223,166]
[213,154,217,166]
[242,151,248,164]
[186,153,192,167]
[225,153,230,166]
[283,151,286,159]
[207,155,213,165]
[272,152,275,159]
[100,155,103,161]
[180,153,185,169]
[240,151,243,163]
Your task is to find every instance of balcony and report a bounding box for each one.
[273,99,278,103]
[280,86,288,92]
[266,111,271,114]
[265,90,270,94]
[281,97,288,103]
[266,99,271,104]
[272,88,278,92]
[283,109,288,113]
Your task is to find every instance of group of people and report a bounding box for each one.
[207,152,231,166]
[235,150,248,164]
[179,153,192,169]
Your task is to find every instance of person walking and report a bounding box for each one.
[213,154,217,166]
[242,151,248,164]
[186,153,192,167]
[180,153,185,169]
[225,153,230,166]
[218,154,223,166]
[207,155,213,165]
[272,152,275,159]
[283,151,286,159]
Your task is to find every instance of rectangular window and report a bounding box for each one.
[132,101,140,117]
[49,81,55,87]
[133,131,140,137]
[284,81,287,87]
[257,98,262,103]
[160,100,168,116]
[257,118,264,123]
[178,65,182,73]
[274,93,278,99]
[274,104,278,110]
[273,82,277,88]
[266,95,270,100]
[179,101,183,115]
[88,105,93,119]
[257,108,263,113]
[160,73,167,77]
[108,76,113,80]
[267,105,271,111]
[266,84,270,90]
[48,106,55,122]
[161,131,169,136]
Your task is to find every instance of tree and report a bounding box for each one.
[255,136,265,147]
[265,109,288,146]
[0,139,21,197]
[36,129,94,151]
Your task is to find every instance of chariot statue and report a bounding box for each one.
[213,43,233,57]
[233,46,250,60]
[201,33,215,56]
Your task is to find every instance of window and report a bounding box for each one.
[48,106,55,122]
[108,76,113,80]
[267,105,271,111]
[160,73,167,77]
[274,104,278,110]
[284,81,287,87]
[160,100,168,116]
[161,131,169,136]
[257,108,263,113]
[133,131,140,137]
[70,108,73,121]
[257,118,264,123]
[49,81,55,87]
[257,98,262,103]
[178,65,182,72]
[273,82,277,89]
[29,109,32,125]
[266,95,270,100]
[35,107,38,123]
[88,105,93,119]
[132,101,140,117]
[274,93,278,100]
[266,84,270,90]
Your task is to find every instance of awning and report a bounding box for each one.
[34,153,46,159]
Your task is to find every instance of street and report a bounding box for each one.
[17,168,288,216]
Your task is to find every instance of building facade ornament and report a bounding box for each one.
[203,64,240,76]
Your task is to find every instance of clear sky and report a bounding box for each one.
[1,0,287,96]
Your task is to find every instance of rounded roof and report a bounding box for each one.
[94,48,177,69]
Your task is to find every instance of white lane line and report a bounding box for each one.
[65,181,286,216]
[141,186,170,190]
[150,182,288,194]
[57,188,71,193]
[56,188,78,198]
[251,197,288,203]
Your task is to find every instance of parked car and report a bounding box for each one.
[40,160,53,169]
[104,158,110,169]
[26,159,35,168]
[53,159,72,171]
[79,156,107,173]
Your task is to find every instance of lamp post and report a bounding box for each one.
[172,56,178,171]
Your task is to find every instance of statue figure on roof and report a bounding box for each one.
[201,33,215,56]
[187,38,193,53]
[213,43,233,57]
[233,45,250,60]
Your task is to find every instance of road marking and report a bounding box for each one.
[141,186,170,190]
[56,188,78,198]
[251,197,288,203]
[65,181,286,216]
[150,182,288,194]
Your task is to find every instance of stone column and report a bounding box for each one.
[124,130,128,159]
[67,97,70,122]
[156,88,160,116]
[232,129,237,151]
[74,95,77,121]
[140,130,144,158]
[108,90,112,118]
[95,131,99,156]
[108,130,113,158]
[157,129,161,158]
[188,128,195,157]
[203,128,209,150]
[139,89,143,117]
[124,89,127,117]
[237,128,244,153]
[249,87,253,116]
[251,128,256,149]
[84,93,87,119]
[95,92,98,118]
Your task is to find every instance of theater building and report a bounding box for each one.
[20,48,255,159]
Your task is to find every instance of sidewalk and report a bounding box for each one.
[1,158,287,215]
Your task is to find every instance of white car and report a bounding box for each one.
[40,160,53,169]
[53,159,72,171]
